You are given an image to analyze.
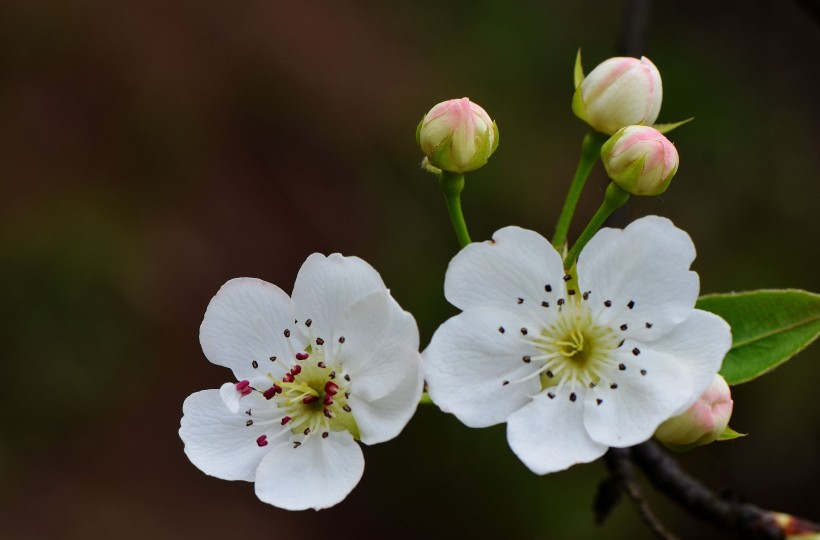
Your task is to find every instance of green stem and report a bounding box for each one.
[439,171,471,248]
[564,182,630,269]
[552,132,608,252]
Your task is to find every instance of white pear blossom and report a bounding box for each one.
[180,254,424,510]
[423,216,731,474]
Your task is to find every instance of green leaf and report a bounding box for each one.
[697,289,820,385]
[717,426,746,441]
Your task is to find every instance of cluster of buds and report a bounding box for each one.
[574,53,683,197]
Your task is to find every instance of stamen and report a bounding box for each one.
[235,380,252,397]
[246,419,253,426]
[324,381,339,395]
[290,365,302,376]
[632,348,640,356]
[284,329,291,338]
[256,435,268,447]
[251,360,258,369]
[517,297,524,304]
[545,284,552,292]
[295,352,309,360]
[281,416,291,425]
[498,326,506,333]
[322,432,329,439]
[316,337,325,346]
[338,336,346,343]
[627,300,635,309]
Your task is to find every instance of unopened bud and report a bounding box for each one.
[601,125,678,196]
[655,374,734,448]
[573,56,662,135]
[416,97,498,174]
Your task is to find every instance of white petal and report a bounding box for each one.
[577,216,699,340]
[444,226,566,322]
[583,345,690,447]
[507,389,608,475]
[644,309,731,415]
[219,381,246,414]
[333,291,421,401]
[423,307,543,428]
[291,253,387,342]
[254,431,364,511]
[349,354,424,445]
[200,278,301,383]
[180,389,283,482]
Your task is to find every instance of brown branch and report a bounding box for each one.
[604,447,679,540]
[629,440,820,540]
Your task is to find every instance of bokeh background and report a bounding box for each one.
[1,0,818,538]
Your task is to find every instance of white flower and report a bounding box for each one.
[180,254,424,510]
[423,216,731,474]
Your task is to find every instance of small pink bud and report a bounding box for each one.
[655,374,734,448]
[601,125,679,196]
[572,55,662,135]
[416,98,499,174]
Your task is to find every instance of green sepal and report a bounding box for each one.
[697,289,820,385]
[419,392,434,405]
[717,426,747,441]
[653,117,694,134]
[571,86,587,123]
[415,116,425,147]
[573,48,585,90]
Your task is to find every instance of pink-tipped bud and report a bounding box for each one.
[601,125,679,196]
[655,374,734,448]
[416,97,499,174]
[572,56,662,135]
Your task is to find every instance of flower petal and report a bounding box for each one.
[291,253,387,342]
[507,389,608,475]
[333,291,422,401]
[180,389,283,482]
[424,307,544,428]
[254,431,364,511]
[583,345,690,447]
[577,216,699,341]
[444,226,565,322]
[349,354,424,445]
[200,278,301,383]
[643,309,731,416]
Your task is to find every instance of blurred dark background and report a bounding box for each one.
[0,0,818,538]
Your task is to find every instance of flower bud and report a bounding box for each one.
[655,374,734,449]
[573,56,662,135]
[416,97,498,174]
[601,125,679,196]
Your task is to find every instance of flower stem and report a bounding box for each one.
[439,170,471,248]
[552,132,608,252]
[564,182,630,268]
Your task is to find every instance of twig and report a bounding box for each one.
[605,447,680,540]
[629,441,806,539]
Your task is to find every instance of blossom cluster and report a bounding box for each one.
[179,53,733,512]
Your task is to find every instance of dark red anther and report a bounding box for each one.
[290,365,302,376]
[283,373,295,383]
[256,435,268,447]
[324,381,339,396]
[263,384,282,400]
[323,394,334,405]
[302,395,319,404]
[295,352,309,360]
[281,416,291,425]
[323,408,333,418]
[235,380,252,396]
